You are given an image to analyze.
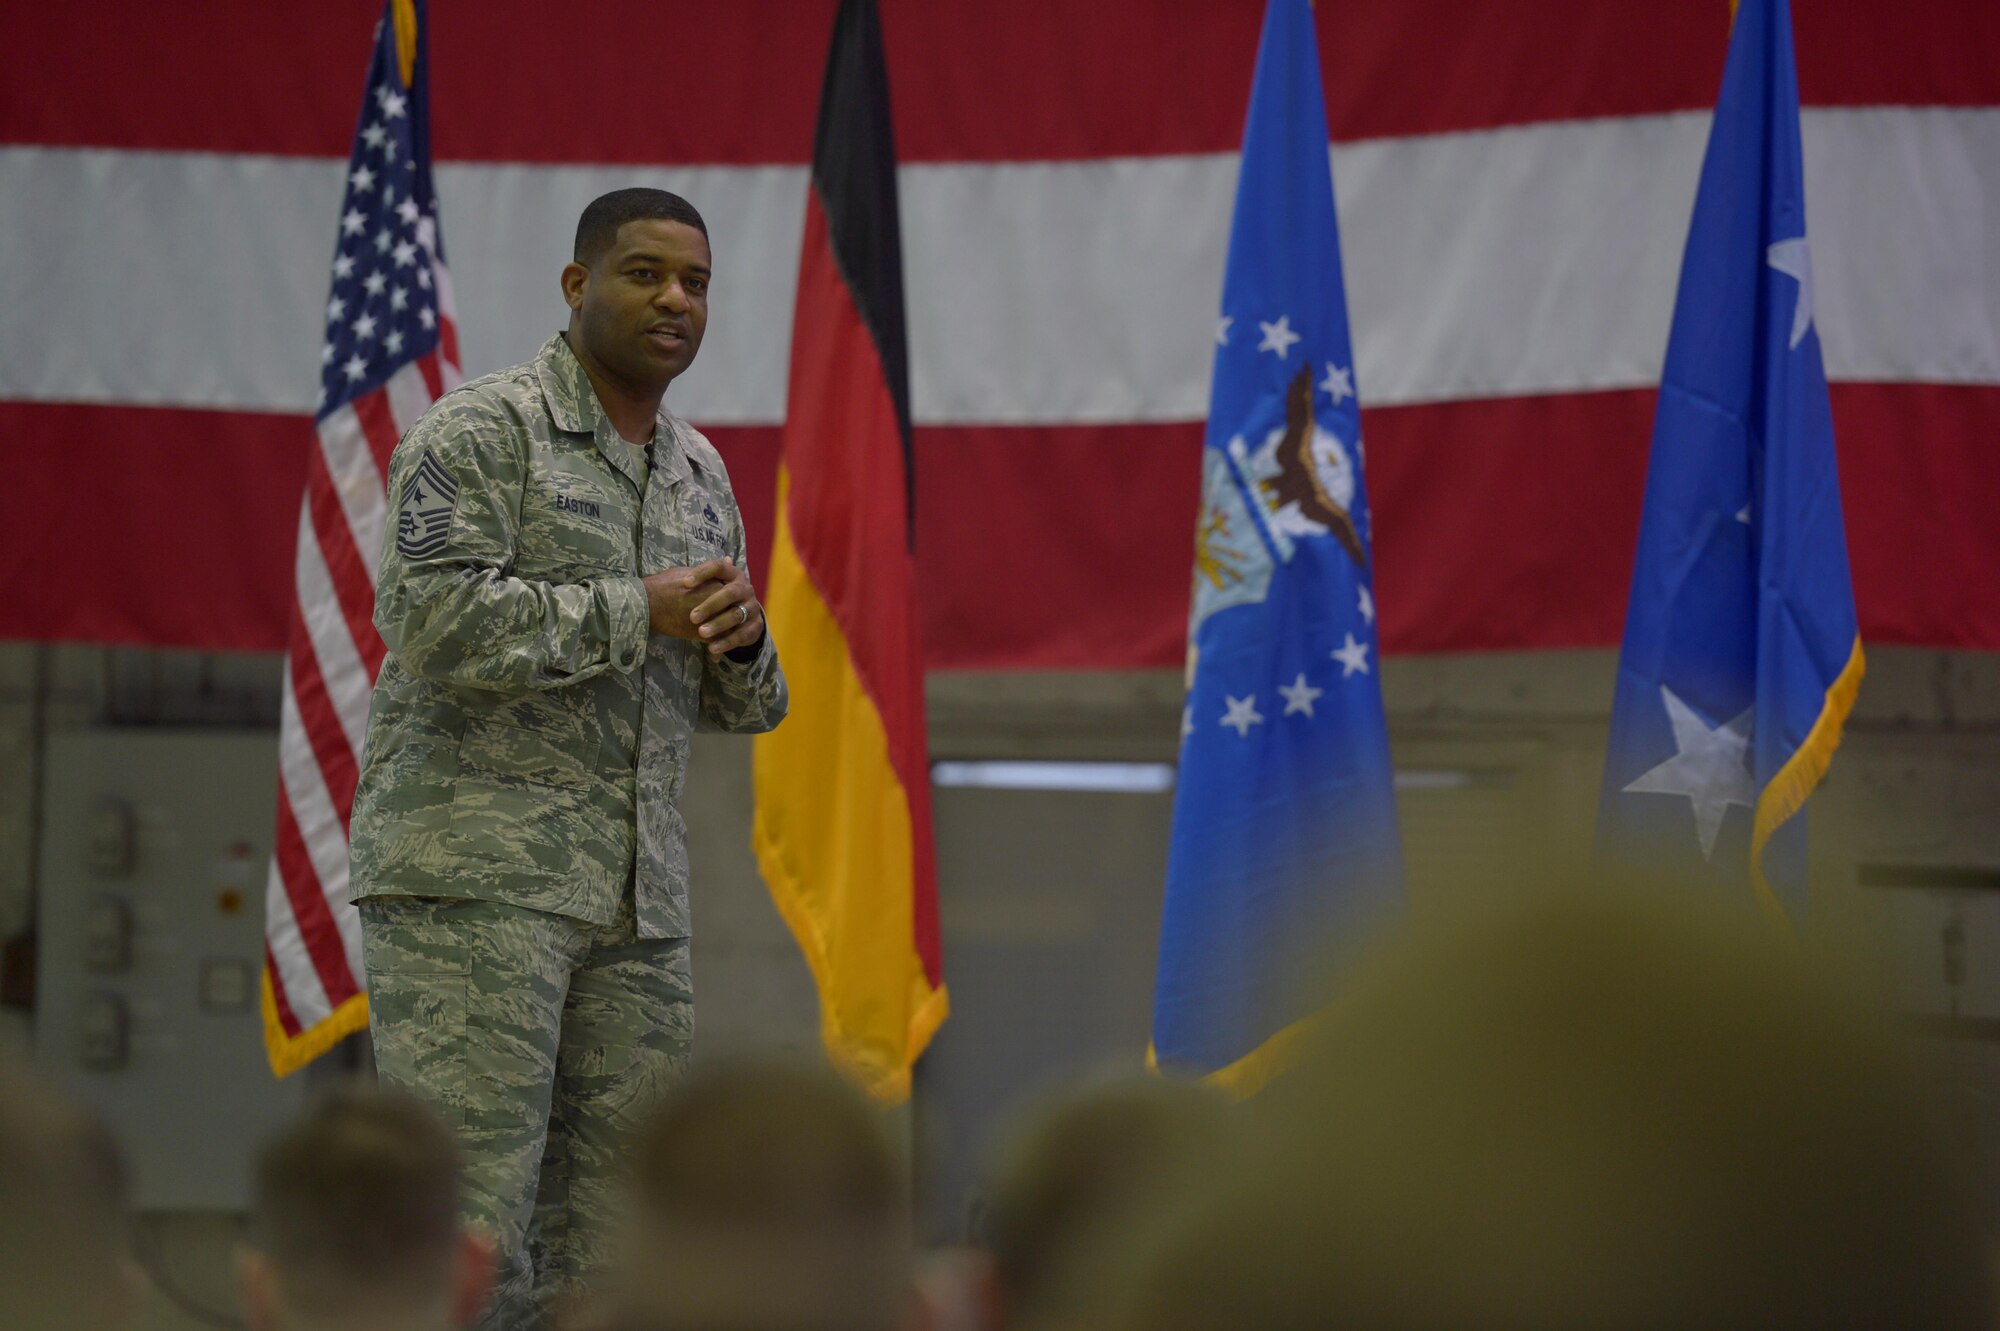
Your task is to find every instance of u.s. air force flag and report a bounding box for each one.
[1597,0,1863,928]
[1151,0,1403,1095]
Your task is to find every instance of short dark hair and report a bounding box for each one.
[633,1057,899,1230]
[975,1074,1236,1317]
[575,188,708,267]
[249,1085,461,1315]
[1115,888,2000,1331]
[618,1059,909,1331]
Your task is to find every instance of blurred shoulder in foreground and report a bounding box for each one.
[1113,885,1999,1331]
[0,1062,139,1331]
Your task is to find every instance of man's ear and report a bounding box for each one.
[452,1226,497,1327]
[235,1244,279,1331]
[561,260,590,313]
[911,1248,1004,1331]
[966,1249,1007,1331]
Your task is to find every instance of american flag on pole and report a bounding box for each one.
[261,0,460,1075]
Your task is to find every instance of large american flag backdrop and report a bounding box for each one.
[6,0,1997,666]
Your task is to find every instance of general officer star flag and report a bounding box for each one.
[1597,0,1862,928]
[1151,0,1403,1096]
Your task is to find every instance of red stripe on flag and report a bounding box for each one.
[283,597,362,824]
[303,443,388,678]
[782,192,941,983]
[1368,392,1656,652]
[898,399,1654,664]
[693,427,779,580]
[0,400,307,650]
[906,387,2000,663]
[264,942,303,1040]
[8,388,2000,660]
[349,387,403,479]
[907,422,1196,670]
[436,322,462,382]
[270,773,362,1009]
[1834,380,2000,647]
[416,349,444,402]
[5,1,1993,163]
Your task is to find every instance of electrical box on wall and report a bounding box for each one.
[34,730,310,1210]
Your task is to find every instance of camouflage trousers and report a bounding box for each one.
[359,896,693,1331]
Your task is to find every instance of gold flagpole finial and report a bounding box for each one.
[391,0,418,89]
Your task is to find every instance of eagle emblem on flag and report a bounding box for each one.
[1232,367,1366,567]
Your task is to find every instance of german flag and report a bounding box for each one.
[752,0,946,1105]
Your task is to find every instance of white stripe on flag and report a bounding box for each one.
[263,662,334,1027]
[291,495,374,759]
[431,263,465,388]
[276,670,358,936]
[384,360,435,437]
[263,855,331,1027]
[316,404,389,585]
[6,110,1995,422]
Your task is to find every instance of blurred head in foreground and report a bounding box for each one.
[1114,886,1996,1331]
[240,1085,492,1331]
[0,1065,138,1331]
[970,1072,1237,1330]
[606,1057,910,1331]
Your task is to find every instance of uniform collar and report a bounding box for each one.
[537,333,694,488]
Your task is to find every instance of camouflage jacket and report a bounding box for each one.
[350,334,788,938]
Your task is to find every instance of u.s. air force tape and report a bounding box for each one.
[395,449,459,559]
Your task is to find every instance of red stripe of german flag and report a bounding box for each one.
[752,0,947,1104]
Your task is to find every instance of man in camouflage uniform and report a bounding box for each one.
[350,188,787,1330]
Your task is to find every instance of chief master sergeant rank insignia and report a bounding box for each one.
[396,448,459,558]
